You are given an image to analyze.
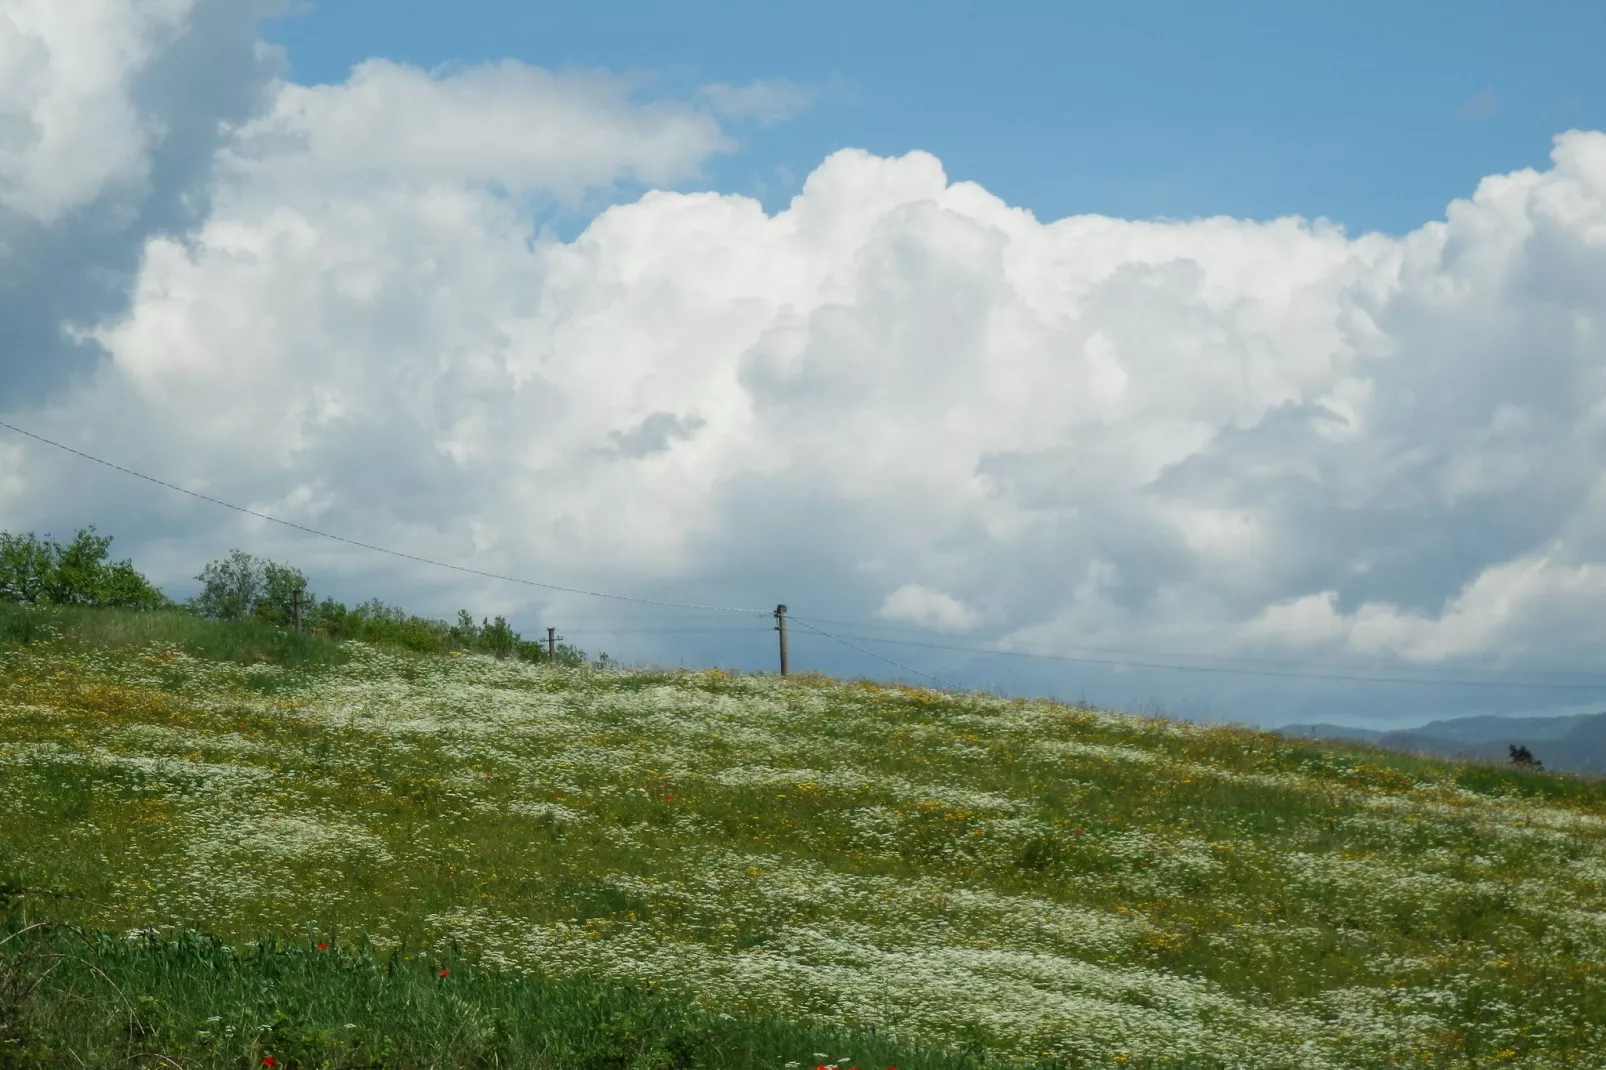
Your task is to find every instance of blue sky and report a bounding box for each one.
[266,0,1606,234]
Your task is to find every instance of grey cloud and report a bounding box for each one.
[0,0,286,410]
[602,411,705,459]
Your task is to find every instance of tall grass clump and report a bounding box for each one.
[0,601,351,669]
[0,917,979,1070]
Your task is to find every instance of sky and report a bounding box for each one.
[261,0,1605,236]
[4,0,1606,731]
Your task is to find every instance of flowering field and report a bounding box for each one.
[3,633,1605,1068]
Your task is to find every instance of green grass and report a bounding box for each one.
[0,601,351,670]
[0,917,979,1070]
[3,606,1606,1068]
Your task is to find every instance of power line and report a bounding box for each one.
[559,626,773,635]
[0,420,770,617]
[790,629,1606,692]
[785,612,1606,683]
[786,616,960,691]
[524,611,746,621]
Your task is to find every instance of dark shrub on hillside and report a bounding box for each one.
[1509,744,1544,770]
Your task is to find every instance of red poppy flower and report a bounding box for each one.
[262,1058,277,1068]
[438,968,449,978]
[316,942,328,950]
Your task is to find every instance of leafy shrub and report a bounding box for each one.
[0,528,167,610]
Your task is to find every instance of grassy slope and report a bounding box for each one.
[0,923,963,1070]
[2,607,1605,1068]
[0,602,350,669]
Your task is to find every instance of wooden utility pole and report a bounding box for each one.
[774,604,789,677]
[547,626,557,663]
[291,584,304,632]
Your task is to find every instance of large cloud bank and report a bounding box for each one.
[4,2,1606,726]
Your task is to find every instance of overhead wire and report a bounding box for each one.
[785,616,960,690]
[784,612,1606,682]
[0,420,770,617]
[414,608,749,619]
[788,629,1606,692]
[559,626,774,635]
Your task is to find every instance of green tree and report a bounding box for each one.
[45,528,116,605]
[191,550,263,620]
[192,551,309,624]
[0,527,166,609]
[96,558,169,609]
[449,609,480,650]
[259,560,311,626]
[305,595,350,636]
[0,532,55,604]
[480,614,515,659]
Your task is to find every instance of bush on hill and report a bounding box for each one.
[0,528,597,668]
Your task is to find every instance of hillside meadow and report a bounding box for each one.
[2,607,1605,1068]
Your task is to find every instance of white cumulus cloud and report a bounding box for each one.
[4,9,1606,727]
[227,58,734,202]
[876,584,981,631]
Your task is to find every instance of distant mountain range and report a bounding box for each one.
[1273,711,1606,777]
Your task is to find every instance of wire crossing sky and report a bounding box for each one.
[0,420,771,615]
